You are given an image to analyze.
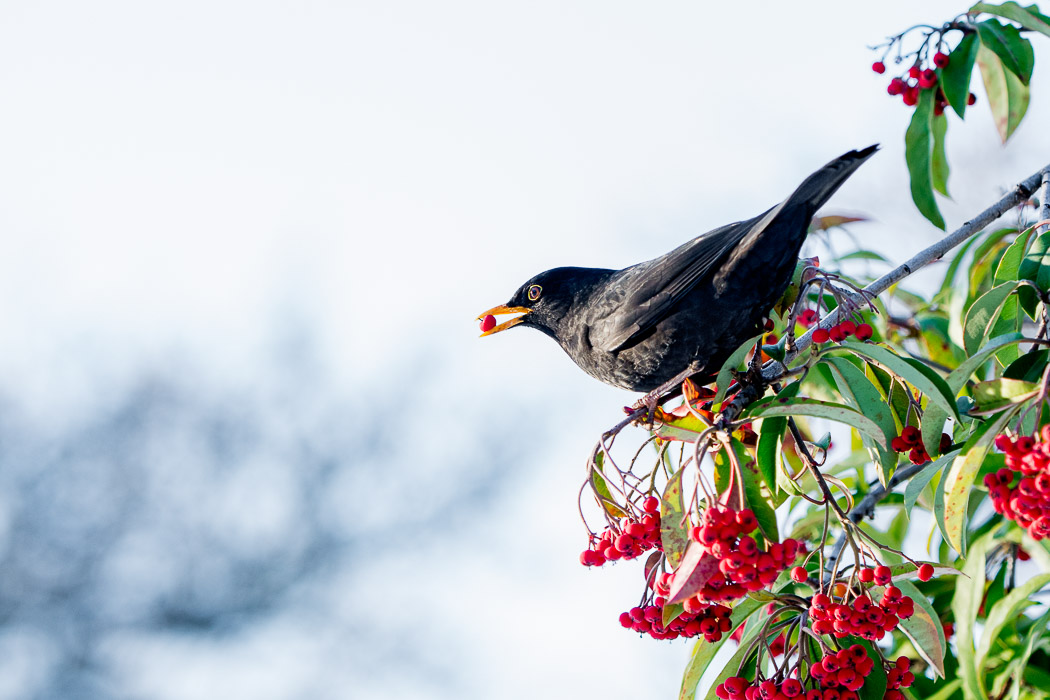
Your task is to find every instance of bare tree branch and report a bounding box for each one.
[763,164,1050,381]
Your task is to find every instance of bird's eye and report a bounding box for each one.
[527,285,542,302]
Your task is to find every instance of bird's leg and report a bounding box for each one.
[630,361,705,427]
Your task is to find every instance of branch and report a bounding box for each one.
[1042,169,1050,231]
[764,164,1050,381]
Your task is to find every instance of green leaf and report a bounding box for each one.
[837,342,960,421]
[941,234,984,295]
[746,396,887,449]
[897,579,948,678]
[963,281,1025,356]
[838,249,890,263]
[931,114,950,197]
[946,332,1027,391]
[714,334,761,404]
[1019,229,1050,317]
[977,42,1031,144]
[904,450,959,514]
[943,32,980,118]
[905,86,946,230]
[943,407,1018,553]
[977,18,1036,84]
[755,417,788,508]
[590,453,628,518]
[678,598,763,700]
[952,532,999,700]
[972,1,1050,38]
[733,439,779,542]
[823,356,898,485]
[1011,608,1050,700]
[972,377,1040,413]
[661,467,689,569]
[977,572,1050,689]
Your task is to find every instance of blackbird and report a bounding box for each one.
[478,145,877,400]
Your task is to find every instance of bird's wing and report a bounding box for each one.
[592,209,775,352]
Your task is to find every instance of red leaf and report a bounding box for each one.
[667,541,720,605]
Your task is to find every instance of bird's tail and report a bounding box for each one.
[788,144,879,212]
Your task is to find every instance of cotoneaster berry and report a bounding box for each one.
[918,563,934,581]
[480,314,497,332]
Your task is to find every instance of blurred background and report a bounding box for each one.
[0,1,1048,698]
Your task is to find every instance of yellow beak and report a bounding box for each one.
[477,305,530,337]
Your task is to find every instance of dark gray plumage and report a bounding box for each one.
[480,146,877,393]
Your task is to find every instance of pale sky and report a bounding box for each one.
[0,2,1048,699]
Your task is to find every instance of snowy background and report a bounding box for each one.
[0,1,1048,698]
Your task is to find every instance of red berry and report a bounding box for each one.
[813,328,831,343]
[887,78,905,96]
[858,567,875,583]
[619,611,634,627]
[642,496,660,513]
[968,92,977,105]
[918,563,934,581]
[919,69,938,89]
[829,325,847,342]
[480,314,497,333]
[854,323,873,341]
[901,426,921,446]
[908,66,921,79]
[791,566,809,583]
[872,61,886,74]
[875,565,892,585]
[839,320,856,336]
[934,52,950,68]
[903,86,919,106]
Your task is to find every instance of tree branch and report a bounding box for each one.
[763,164,1050,381]
[1042,169,1050,231]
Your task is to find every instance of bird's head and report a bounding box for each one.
[477,267,602,340]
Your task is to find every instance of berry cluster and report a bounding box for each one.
[884,657,916,700]
[810,644,876,693]
[875,50,976,113]
[618,600,732,641]
[809,577,914,641]
[678,506,804,606]
[987,429,1050,539]
[890,426,952,465]
[812,320,873,344]
[716,652,914,700]
[579,496,662,566]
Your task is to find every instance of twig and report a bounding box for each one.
[763,164,1050,382]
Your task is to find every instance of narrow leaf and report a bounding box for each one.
[1019,229,1050,317]
[972,2,1050,38]
[931,113,950,197]
[896,579,948,678]
[976,572,1050,688]
[977,18,1035,84]
[661,467,689,568]
[963,281,1024,355]
[746,397,887,449]
[837,342,960,421]
[952,532,999,700]
[904,450,958,514]
[977,42,1030,143]
[943,31,980,118]
[905,86,946,229]
[943,408,1018,552]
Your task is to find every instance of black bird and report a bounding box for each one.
[478,145,877,401]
